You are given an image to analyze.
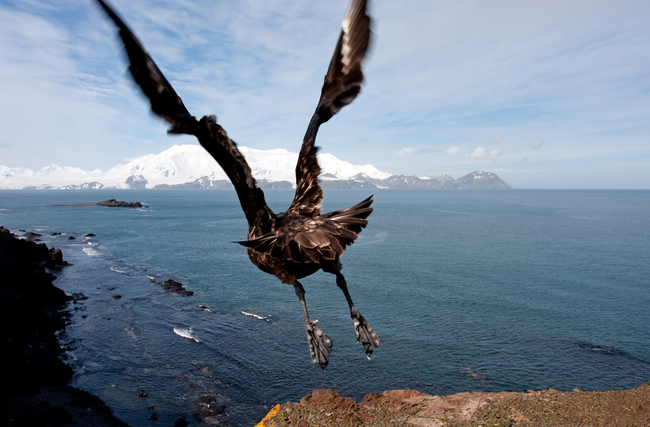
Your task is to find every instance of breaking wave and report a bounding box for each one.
[82,246,104,258]
[241,311,267,320]
[173,327,200,343]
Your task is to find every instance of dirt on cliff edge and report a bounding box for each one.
[257,382,650,427]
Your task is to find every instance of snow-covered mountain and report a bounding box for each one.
[0,145,512,190]
[0,144,391,190]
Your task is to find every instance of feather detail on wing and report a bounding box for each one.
[239,196,373,263]
[288,0,371,217]
[95,0,195,134]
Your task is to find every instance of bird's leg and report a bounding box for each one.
[293,281,332,370]
[335,272,380,359]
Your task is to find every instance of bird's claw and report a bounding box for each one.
[350,306,379,357]
[304,319,332,370]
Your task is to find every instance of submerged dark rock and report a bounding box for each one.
[23,231,42,241]
[153,278,194,296]
[194,395,226,416]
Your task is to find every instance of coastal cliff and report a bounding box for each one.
[0,227,130,426]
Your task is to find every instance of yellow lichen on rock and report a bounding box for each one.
[255,404,281,427]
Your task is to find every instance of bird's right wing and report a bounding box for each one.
[288,0,371,216]
[95,0,273,228]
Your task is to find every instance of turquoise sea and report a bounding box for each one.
[1,189,649,426]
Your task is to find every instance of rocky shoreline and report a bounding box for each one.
[0,226,130,426]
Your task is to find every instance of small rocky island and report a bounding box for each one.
[64,199,143,208]
[96,199,142,208]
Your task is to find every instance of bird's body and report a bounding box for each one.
[96,0,379,369]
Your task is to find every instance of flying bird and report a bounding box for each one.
[95,0,379,369]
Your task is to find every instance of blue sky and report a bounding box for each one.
[1,0,649,188]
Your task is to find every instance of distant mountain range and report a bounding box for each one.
[0,144,510,190]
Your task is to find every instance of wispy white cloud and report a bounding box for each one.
[398,147,416,155]
[470,147,502,160]
[445,146,501,160]
[445,147,466,156]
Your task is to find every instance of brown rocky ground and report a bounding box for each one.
[257,383,650,427]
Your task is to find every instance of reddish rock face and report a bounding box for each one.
[334,397,356,411]
[360,392,382,406]
[260,384,650,427]
[309,388,340,405]
[383,389,423,405]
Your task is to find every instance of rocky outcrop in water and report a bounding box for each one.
[152,278,194,296]
[23,231,42,241]
[97,199,142,208]
[45,247,72,269]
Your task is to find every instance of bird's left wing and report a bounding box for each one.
[95,0,273,228]
[288,0,371,216]
[95,0,194,134]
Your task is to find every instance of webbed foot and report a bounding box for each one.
[351,306,380,358]
[304,319,333,370]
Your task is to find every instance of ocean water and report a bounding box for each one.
[1,189,649,426]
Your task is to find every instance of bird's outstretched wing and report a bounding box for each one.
[95,0,273,228]
[95,0,194,134]
[288,0,371,217]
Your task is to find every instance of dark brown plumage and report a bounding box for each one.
[95,0,379,369]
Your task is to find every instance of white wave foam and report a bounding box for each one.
[173,327,200,343]
[82,246,103,258]
[110,266,127,274]
[241,311,266,320]
[87,241,98,246]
